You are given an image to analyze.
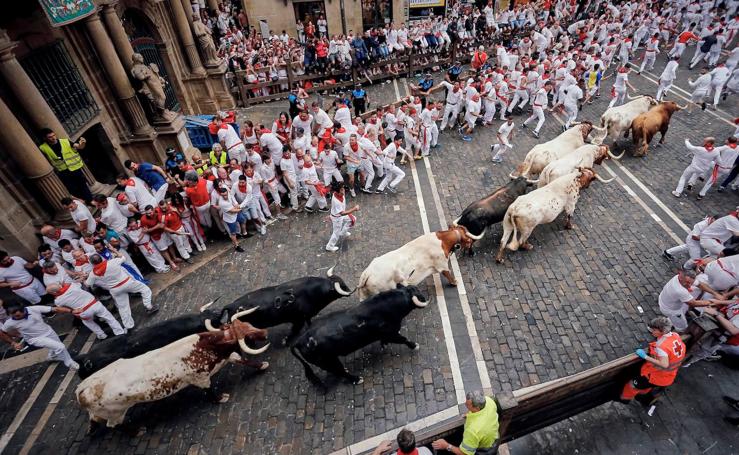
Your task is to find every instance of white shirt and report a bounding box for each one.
[715,144,739,169]
[701,214,739,243]
[564,85,583,106]
[710,66,731,84]
[319,149,341,172]
[217,124,242,150]
[69,202,96,233]
[2,306,55,340]
[85,257,133,290]
[658,275,694,311]
[498,122,515,138]
[314,109,333,130]
[279,155,298,180]
[684,140,719,171]
[0,257,34,287]
[689,73,712,94]
[614,72,629,90]
[660,60,679,82]
[259,132,284,164]
[440,81,463,104]
[43,267,75,288]
[123,176,157,210]
[532,88,548,108]
[330,193,346,217]
[215,191,241,224]
[54,284,97,311]
[100,198,128,234]
[334,106,352,129]
[292,114,314,138]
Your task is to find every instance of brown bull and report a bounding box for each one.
[630,101,688,156]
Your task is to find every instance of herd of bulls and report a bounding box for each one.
[72,96,683,431]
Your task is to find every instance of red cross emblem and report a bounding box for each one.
[672,341,684,357]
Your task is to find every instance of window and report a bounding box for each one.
[362,0,393,30]
[20,40,99,135]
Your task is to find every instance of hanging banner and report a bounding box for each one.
[39,0,97,27]
[409,0,445,8]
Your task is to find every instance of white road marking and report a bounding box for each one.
[0,328,79,454]
[18,334,96,455]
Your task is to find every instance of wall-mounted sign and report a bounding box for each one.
[409,0,445,8]
[39,0,96,27]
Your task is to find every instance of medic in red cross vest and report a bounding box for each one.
[621,316,686,405]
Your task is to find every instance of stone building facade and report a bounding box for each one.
[0,0,235,257]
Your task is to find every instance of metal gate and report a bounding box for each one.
[130,37,180,112]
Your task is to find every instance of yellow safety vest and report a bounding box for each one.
[39,138,84,172]
[209,150,227,166]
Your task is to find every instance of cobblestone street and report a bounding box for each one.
[1,53,739,455]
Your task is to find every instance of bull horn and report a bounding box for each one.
[230,307,258,322]
[677,102,689,110]
[334,281,353,296]
[594,173,615,183]
[626,93,641,100]
[238,339,270,355]
[465,229,485,240]
[526,178,539,184]
[199,297,221,313]
[508,171,519,179]
[412,295,429,308]
[327,266,335,277]
[452,216,460,227]
[607,149,624,160]
[204,319,219,332]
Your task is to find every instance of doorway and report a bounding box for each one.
[77,123,121,184]
[293,1,327,33]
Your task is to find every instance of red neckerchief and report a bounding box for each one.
[397,449,418,455]
[75,256,89,267]
[677,272,693,292]
[238,182,247,192]
[93,261,107,276]
[334,192,344,202]
[54,283,72,296]
[53,228,62,240]
[0,259,14,268]
[728,143,737,149]
[304,161,314,168]
[350,143,359,152]
[705,144,715,151]
[126,179,136,187]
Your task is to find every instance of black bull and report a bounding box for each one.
[453,177,532,247]
[290,285,430,386]
[76,268,353,379]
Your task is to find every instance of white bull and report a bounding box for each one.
[591,95,658,145]
[76,314,269,428]
[511,123,594,179]
[496,168,612,263]
[357,227,473,300]
[536,145,620,187]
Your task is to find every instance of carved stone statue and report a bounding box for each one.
[192,15,221,67]
[130,52,173,120]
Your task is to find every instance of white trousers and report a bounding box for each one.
[182,216,206,250]
[257,192,272,219]
[666,237,704,269]
[228,145,247,164]
[322,169,344,186]
[430,123,439,146]
[699,167,731,196]
[659,303,689,331]
[483,99,497,123]
[669,42,686,58]
[377,164,405,191]
[440,103,459,130]
[608,87,627,108]
[194,202,213,228]
[656,79,673,101]
[136,242,169,273]
[77,302,126,339]
[169,226,191,259]
[700,237,726,257]
[563,103,579,128]
[675,164,707,193]
[327,216,352,248]
[305,185,327,209]
[359,160,375,189]
[640,52,656,72]
[110,278,153,329]
[508,90,528,112]
[13,278,46,304]
[523,106,545,133]
[29,332,75,367]
[153,184,169,204]
[711,81,727,106]
[492,138,512,160]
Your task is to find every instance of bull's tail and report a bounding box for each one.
[508,214,521,251]
[290,345,324,388]
[357,270,370,301]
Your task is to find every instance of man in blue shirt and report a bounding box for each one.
[124,159,170,203]
[447,61,463,83]
[351,84,369,117]
[163,147,185,177]
[411,72,434,109]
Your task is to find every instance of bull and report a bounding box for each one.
[76,301,219,379]
[76,312,269,428]
[217,267,355,344]
[290,285,429,386]
[630,101,688,156]
[496,168,613,263]
[536,145,622,188]
[451,177,533,249]
[591,95,658,145]
[357,227,473,300]
[510,122,595,179]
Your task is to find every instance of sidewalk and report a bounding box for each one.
[508,359,739,454]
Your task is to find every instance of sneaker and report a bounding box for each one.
[185,257,194,264]
[146,304,160,315]
[696,195,704,201]
[671,191,681,197]
[387,186,397,193]
[361,187,373,194]
[294,207,303,213]
[375,189,385,194]
[662,249,674,260]
[304,207,315,213]
[68,361,80,371]
[492,157,503,164]
[325,245,339,252]
[343,231,352,238]
[349,189,356,197]
[265,218,277,225]
[701,102,706,111]
[718,186,726,193]
[462,135,472,142]
[235,245,245,252]
[277,214,289,220]
[521,123,527,129]
[259,224,267,235]
[318,207,329,213]
[532,131,540,138]
[686,184,693,192]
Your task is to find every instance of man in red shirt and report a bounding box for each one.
[140,205,180,271]
[159,200,193,264]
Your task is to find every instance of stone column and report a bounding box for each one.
[100,1,136,73]
[0,30,106,192]
[0,96,69,214]
[170,0,207,77]
[207,0,220,12]
[84,12,154,137]
[182,0,194,29]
